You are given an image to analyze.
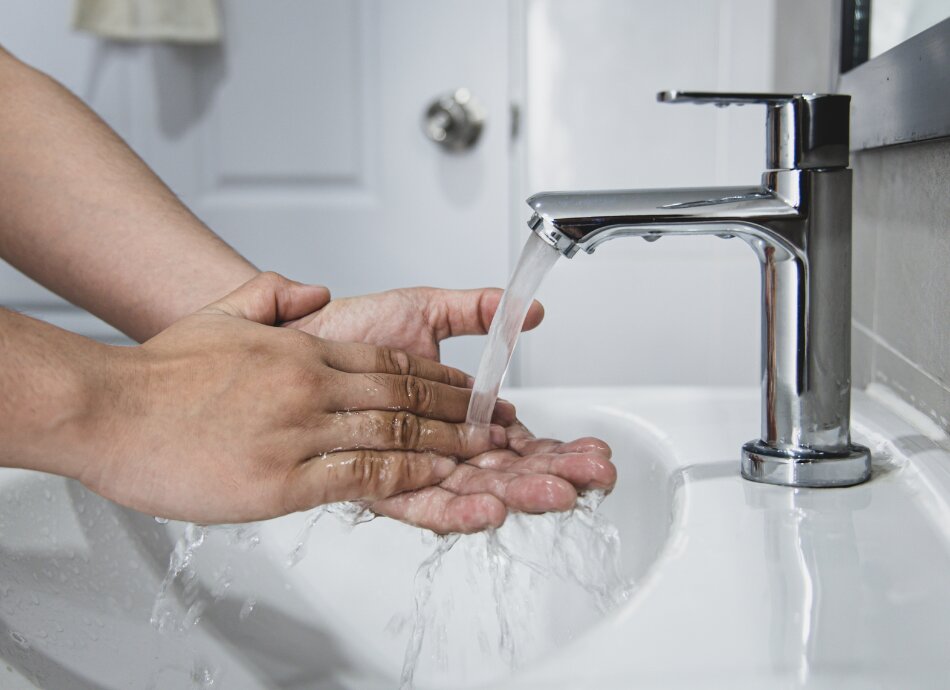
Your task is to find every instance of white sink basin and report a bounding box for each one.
[1,387,948,689]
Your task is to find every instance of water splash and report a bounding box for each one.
[286,501,375,569]
[238,597,256,621]
[150,523,207,633]
[191,661,217,687]
[395,495,631,689]
[485,529,523,668]
[398,534,460,690]
[285,507,327,569]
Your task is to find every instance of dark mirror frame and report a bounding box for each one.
[838,3,950,150]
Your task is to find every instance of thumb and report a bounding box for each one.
[427,287,544,339]
[201,272,331,325]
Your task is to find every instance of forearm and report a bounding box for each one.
[0,307,120,478]
[0,46,258,342]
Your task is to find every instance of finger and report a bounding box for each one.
[201,272,331,325]
[490,399,518,427]
[321,341,470,388]
[332,373,487,423]
[324,411,507,458]
[467,450,618,491]
[508,435,612,458]
[283,450,456,511]
[426,288,545,340]
[439,463,577,513]
[505,421,612,459]
[372,486,506,534]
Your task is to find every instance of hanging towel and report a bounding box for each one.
[72,0,221,44]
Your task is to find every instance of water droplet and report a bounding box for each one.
[10,631,30,650]
[239,598,256,621]
[191,663,217,687]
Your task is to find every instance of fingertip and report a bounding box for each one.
[491,399,517,426]
[434,457,458,480]
[507,475,577,514]
[522,299,545,331]
[313,284,332,303]
[556,436,612,458]
[598,459,618,490]
[557,453,618,491]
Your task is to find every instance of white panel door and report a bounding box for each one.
[127,0,513,373]
[0,0,513,373]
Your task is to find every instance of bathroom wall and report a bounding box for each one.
[850,141,950,434]
[772,2,950,435]
[514,0,775,387]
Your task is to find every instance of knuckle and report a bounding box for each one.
[344,451,424,500]
[401,454,430,487]
[281,466,313,513]
[350,451,383,495]
[403,376,432,413]
[454,424,468,454]
[380,347,414,376]
[391,412,421,449]
[258,270,285,287]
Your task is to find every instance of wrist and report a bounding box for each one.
[0,310,135,481]
[65,343,147,487]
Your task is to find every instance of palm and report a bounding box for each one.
[285,287,615,533]
[373,421,616,533]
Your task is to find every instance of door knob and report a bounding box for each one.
[422,88,484,151]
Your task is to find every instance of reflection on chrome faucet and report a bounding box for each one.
[525,91,872,488]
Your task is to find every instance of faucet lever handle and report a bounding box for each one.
[658,91,850,170]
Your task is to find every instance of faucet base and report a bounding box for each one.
[740,440,872,488]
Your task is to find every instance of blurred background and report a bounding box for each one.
[0,1,897,391]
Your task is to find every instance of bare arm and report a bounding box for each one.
[0,45,258,342]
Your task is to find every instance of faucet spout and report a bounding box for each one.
[527,167,871,487]
[527,172,804,260]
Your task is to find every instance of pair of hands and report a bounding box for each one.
[79,273,615,534]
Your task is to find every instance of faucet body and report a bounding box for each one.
[527,92,871,487]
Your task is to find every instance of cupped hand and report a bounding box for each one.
[284,287,544,361]
[372,421,617,534]
[76,273,512,524]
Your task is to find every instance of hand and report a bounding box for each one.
[371,420,616,533]
[285,286,615,533]
[284,287,544,361]
[75,273,512,524]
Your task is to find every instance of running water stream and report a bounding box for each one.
[465,232,561,426]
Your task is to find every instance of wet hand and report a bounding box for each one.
[284,287,544,361]
[372,421,616,534]
[77,273,512,524]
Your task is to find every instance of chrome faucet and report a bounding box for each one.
[526,91,871,488]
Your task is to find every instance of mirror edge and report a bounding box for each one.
[838,16,950,151]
